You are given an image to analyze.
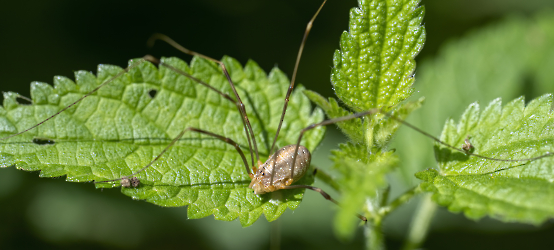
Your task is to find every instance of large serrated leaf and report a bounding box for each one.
[331,0,426,111]
[416,94,554,224]
[0,56,325,226]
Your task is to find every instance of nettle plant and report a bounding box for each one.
[2,0,554,249]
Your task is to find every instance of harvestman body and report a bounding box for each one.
[2,0,553,223]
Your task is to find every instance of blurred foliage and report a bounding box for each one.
[2,0,554,249]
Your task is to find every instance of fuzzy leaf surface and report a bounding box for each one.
[417,95,554,224]
[331,0,426,111]
[0,56,325,226]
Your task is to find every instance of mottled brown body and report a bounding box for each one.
[120,177,140,188]
[249,145,311,194]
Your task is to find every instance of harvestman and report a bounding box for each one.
[2,0,553,222]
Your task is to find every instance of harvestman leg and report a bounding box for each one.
[143,55,257,167]
[283,185,367,222]
[147,34,260,164]
[0,53,260,170]
[0,59,148,141]
[269,0,327,156]
[94,127,251,184]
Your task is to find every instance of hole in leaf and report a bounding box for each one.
[148,89,157,98]
[32,138,55,145]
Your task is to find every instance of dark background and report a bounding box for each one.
[1,0,554,249]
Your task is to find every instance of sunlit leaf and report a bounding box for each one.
[0,56,325,226]
[417,94,554,224]
[331,0,426,111]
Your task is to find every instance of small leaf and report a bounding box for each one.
[0,56,325,226]
[331,0,426,111]
[417,94,554,224]
[332,143,398,240]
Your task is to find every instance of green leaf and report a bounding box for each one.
[332,143,398,240]
[372,97,424,148]
[305,0,426,240]
[393,11,554,183]
[331,0,426,111]
[417,94,554,224]
[0,56,325,226]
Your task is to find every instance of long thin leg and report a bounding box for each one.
[144,55,255,167]
[284,184,367,222]
[94,127,250,184]
[288,108,554,180]
[382,111,552,161]
[0,58,147,141]
[147,34,260,164]
[269,0,327,155]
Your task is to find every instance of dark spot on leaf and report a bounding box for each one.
[32,138,55,145]
[149,89,158,98]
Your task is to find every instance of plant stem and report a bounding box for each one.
[378,185,421,217]
[365,218,384,250]
[402,193,437,250]
[380,185,391,207]
[363,185,422,250]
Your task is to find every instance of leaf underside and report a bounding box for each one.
[417,94,554,224]
[0,56,325,226]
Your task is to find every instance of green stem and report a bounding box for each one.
[365,218,384,250]
[402,193,437,250]
[363,185,421,250]
[380,185,391,207]
[378,185,421,217]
